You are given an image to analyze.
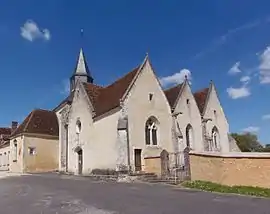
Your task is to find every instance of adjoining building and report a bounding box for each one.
[9,109,59,173]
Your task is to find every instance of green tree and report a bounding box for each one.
[231,132,264,152]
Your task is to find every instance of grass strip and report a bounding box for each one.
[182,180,270,198]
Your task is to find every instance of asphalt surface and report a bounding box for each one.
[0,174,269,214]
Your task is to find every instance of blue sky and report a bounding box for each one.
[0,0,270,144]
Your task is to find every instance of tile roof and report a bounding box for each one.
[83,66,140,117]
[193,87,209,114]
[164,84,183,108]
[11,109,59,137]
[82,83,103,111]
[0,128,11,136]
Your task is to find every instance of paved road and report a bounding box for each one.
[0,174,269,214]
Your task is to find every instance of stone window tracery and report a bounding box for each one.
[145,117,159,146]
[186,124,194,149]
[212,126,220,150]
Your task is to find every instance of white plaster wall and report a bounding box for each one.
[67,83,120,174]
[0,146,10,171]
[67,85,94,174]
[204,85,230,153]
[174,83,204,151]
[91,110,120,171]
[125,59,173,171]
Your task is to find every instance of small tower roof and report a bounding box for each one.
[73,48,91,76]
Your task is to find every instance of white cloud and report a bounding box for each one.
[226,86,250,99]
[60,79,70,95]
[193,18,266,60]
[228,62,242,75]
[259,46,270,84]
[240,75,251,83]
[262,114,270,120]
[20,20,51,42]
[242,126,260,133]
[159,69,191,87]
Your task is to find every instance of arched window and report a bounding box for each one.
[185,124,193,148]
[145,117,159,146]
[76,120,82,134]
[212,126,219,149]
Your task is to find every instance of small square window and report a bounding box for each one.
[186,99,190,105]
[28,147,36,156]
[149,93,153,101]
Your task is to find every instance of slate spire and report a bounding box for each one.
[70,48,94,92]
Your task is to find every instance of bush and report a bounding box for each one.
[182,180,270,198]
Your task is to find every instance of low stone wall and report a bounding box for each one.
[144,157,161,176]
[189,151,270,188]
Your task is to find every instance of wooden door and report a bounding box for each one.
[134,149,142,171]
[78,149,83,175]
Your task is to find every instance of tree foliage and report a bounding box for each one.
[231,132,264,152]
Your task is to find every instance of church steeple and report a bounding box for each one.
[70,48,93,92]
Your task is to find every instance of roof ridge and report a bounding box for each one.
[104,65,140,88]
[23,111,35,132]
[33,108,52,113]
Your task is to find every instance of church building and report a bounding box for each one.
[54,48,238,176]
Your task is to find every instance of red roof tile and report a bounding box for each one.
[82,83,103,111]
[83,66,140,117]
[0,128,11,136]
[11,109,59,137]
[164,84,183,108]
[193,88,209,114]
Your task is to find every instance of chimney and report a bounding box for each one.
[11,121,18,133]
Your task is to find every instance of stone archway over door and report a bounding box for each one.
[160,150,169,178]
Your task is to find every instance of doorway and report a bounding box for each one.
[77,148,83,175]
[134,149,142,172]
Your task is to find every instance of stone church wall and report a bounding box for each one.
[203,86,230,153]
[173,83,203,152]
[124,59,174,171]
